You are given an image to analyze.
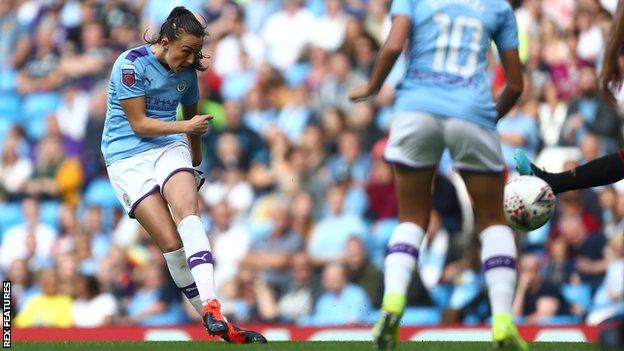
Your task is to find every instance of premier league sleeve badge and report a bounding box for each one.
[121,64,136,87]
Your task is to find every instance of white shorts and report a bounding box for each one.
[384,112,504,172]
[107,142,204,218]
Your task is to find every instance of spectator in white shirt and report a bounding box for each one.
[72,274,118,327]
[0,197,56,270]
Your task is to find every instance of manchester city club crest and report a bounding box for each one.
[122,193,131,206]
[177,81,187,92]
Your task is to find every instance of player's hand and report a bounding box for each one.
[348,84,375,102]
[185,114,213,135]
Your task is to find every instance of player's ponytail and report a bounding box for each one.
[144,6,209,71]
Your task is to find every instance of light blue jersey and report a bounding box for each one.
[101,44,200,166]
[391,0,518,130]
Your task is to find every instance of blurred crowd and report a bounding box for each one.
[0,0,623,328]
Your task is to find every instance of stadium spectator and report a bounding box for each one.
[0,197,56,270]
[513,254,569,324]
[586,232,624,325]
[300,262,371,326]
[343,236,382,307]
[559,66,622,153]
[276,252,320,322]
[307,184,367,266]
[220,266,278,323]
[207,202,251,292]
[241,198,304,294]
[123,263,186,326]
[543,237,574,287]
[15,269,73,327]
[497,99,540,170]
[559,214,608,290]
[6,259,37,312]
[71,274,118,327]
[0,137,32,200]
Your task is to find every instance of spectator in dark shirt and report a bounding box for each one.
[559,214,608,290]
[343,236,382,307]
[513,254,568,324]
[240,198,304,294]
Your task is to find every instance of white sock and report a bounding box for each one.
[384,222,424,297]
[480,225,517,315]
[163,247,204,316]
[178,215,217,305]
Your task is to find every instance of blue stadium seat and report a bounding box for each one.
[40,201,61,232]
[0,202,23,241]
[0,118,13,142]
[561,283,592,312]
[0,69,18,91]
[83,178,121,209]
[535,315,583,325]
[369,218,399,269]
[0,93,21,122]
[428,284,453,309]
[20,92,61,139]
[401,307,443,326]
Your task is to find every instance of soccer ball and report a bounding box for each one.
[503,175,555,232]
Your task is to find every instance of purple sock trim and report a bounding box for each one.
[187,250,213,269]
[483,256,516,271]
[180,282,199,299]
[385,243,419,259]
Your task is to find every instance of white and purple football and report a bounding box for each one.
[504,175,556,232]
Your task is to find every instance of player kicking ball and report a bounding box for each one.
[515,3,624,195]
[349,0,528,350]
[101,6,265,344]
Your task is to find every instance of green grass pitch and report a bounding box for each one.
[11,341,615,351]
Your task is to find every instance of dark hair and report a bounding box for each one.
[144,6,208,71]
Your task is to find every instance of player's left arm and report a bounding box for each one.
[182,103,203,167]
[348,15,411,101]
[495,48,523,120]
[493,3,524,121]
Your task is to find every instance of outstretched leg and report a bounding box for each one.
[515,149,624,194]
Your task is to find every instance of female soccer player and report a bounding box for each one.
[349,1,526,350]
[515,4,624,193]
[101,6,265,343]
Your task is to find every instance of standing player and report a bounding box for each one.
[102,6,265,343]
[514,4,624,193]
[349,0,526,350]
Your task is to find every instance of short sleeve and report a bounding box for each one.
[493,4,519,51]
[112,59,145,100]
[390,0,411,18]
[181,71,200,106]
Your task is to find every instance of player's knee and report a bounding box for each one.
[162,239,184,253]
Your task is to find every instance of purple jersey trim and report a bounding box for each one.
[125,46,149,62]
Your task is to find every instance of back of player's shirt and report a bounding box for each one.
[391,0,518,130]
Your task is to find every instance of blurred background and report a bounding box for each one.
[0,0,622,330]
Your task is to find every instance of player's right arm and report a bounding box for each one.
[348,4,411,101]
[120,97,211,137]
